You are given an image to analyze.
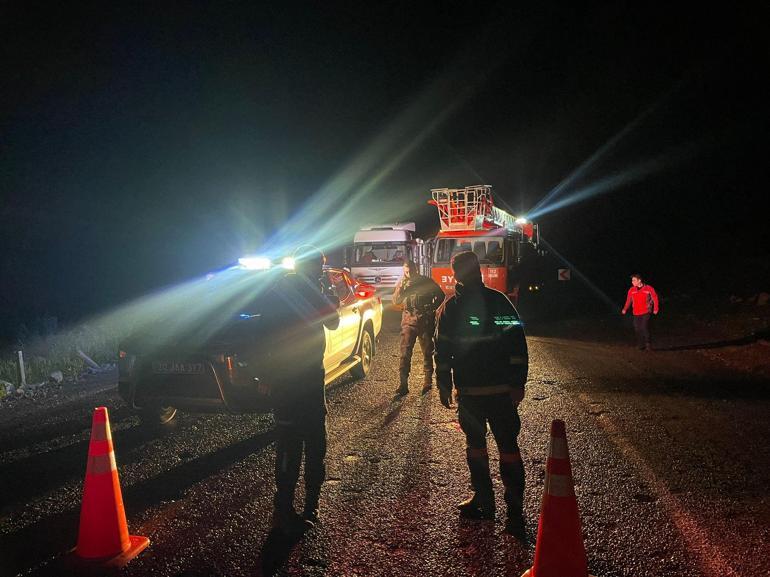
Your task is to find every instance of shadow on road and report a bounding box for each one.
[627,376,770,400]
[0,428,275,577]
[654,328,770,352]
[0,418,177,510]
[0,403,135,453]
[258,529,304,576]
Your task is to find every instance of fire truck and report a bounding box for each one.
[427,185,540,304]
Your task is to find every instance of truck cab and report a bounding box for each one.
[348,223,424,301]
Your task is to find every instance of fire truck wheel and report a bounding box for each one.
[350,327,374,380]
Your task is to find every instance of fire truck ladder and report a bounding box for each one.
[430,185,519,231]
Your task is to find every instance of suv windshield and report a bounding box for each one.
[353,243,408,266]
[434,238,504,265]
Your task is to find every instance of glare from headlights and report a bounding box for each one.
[238,256,272,270]
[281,257,296,270]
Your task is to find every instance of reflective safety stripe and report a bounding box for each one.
[467,447,489,459]
[493,315,521,326]
[545,473,574,497]
[458,384,514,395]
[509,356,526,365]
[549,437,568,459]
[86,451,117,476]
[499,451,521,463]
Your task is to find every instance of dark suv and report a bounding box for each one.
[118,266,382,425]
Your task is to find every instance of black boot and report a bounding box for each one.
[303,488,321,524]
[458,448,494,520]
[272,497,313,536]
[272,509,313,536]
[302,505,319,524]
[421,371,433,394]
[395,370,409,396]
[504,511,527,541]
[458,495,495,520]
[501,456,526,540]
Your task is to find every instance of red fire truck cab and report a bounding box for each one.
[427,185,539,305]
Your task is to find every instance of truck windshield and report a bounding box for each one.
[353,243,407,266]
[434,238,504,265]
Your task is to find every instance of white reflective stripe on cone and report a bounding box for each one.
[545,473,574,497]
[549,437,568,459]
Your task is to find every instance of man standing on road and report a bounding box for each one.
[621,273,659,350]
[392,259,445,396]
[266,247,340,536]
[434,251,529,540]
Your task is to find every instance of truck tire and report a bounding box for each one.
[350,328,374,380]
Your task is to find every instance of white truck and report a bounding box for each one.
[347,223,425,302]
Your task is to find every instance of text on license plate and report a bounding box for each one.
[152,361,205,375]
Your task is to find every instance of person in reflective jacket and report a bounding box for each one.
[434,251,528,540]
[264,247,339,536]
[392,259,445,396]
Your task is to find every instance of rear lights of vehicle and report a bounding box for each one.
[118,352,135,379]
[223,354,258,387]
[355,283,377,299]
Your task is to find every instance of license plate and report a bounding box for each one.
[152,361,205,375]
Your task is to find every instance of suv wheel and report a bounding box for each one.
[141,405,177,426]
[350,328,373,379]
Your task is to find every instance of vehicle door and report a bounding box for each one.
[327,269,361,362]
[319,272,342,372]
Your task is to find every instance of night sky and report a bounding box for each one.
[1,2,767,342]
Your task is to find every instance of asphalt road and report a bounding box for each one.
[1,310,768,577]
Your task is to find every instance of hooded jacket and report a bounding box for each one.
[434,279,528,396]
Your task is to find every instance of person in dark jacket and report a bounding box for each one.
[392,259,445,396]
[265,247,339,536]
[434,251,528,540]
[621,273,659,350]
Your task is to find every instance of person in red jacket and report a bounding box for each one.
[621,273,659,350]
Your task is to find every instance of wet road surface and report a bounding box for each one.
[1,310,768,577]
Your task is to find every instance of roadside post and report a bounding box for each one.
[16,350,26,387]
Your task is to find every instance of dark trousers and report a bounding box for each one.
[633,313,652,348]
[399,317,435,381]
[273,403,327,516]
[457,393,525,516]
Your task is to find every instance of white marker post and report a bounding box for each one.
[17,350,27,387]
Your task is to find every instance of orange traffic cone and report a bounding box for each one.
[522,419,596,577]
[73,406,149,566]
